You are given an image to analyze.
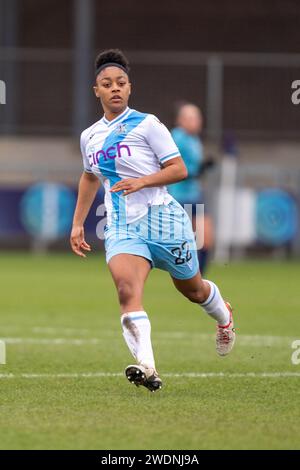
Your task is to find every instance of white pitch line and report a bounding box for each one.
[32,326,91,335]
[157,333,295,346]
[0,326,92,336]
[2,338,101,345]
[0,325,296,340]
[163,372,300,378]
[0,372,122,379]
[1,334,296,347]
[0,325,297,346]
[0,372,299,380]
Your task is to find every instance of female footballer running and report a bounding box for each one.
[70,49,235,392]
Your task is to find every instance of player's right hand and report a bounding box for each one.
[70,225,91,258]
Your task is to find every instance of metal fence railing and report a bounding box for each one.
[1,48,300,140]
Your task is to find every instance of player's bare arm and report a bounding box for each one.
[110,157,187,196]
[71,171,100,257]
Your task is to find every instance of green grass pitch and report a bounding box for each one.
[0,252,299,450]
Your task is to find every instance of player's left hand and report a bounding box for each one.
[110,178,145,196]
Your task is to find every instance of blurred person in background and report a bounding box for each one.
[168,103,214,275]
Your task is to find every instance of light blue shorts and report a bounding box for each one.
[104,200,199,280]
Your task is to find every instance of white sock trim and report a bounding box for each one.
[199,280,230,327]
[200,280,217,307]
[121,311,149,323]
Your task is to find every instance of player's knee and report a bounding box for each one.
[117,280,137,306]
[185,289,203,304]
[182,285,207,304]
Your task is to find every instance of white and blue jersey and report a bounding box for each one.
[80,107,180,226]
[80,107,199,279]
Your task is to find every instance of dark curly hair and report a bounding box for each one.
[94,49,130,76]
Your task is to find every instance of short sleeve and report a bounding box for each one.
[145,115,180,164]
[80,131,93,173]
[171,128,203,177]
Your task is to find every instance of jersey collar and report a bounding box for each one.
[102,107,131,127]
